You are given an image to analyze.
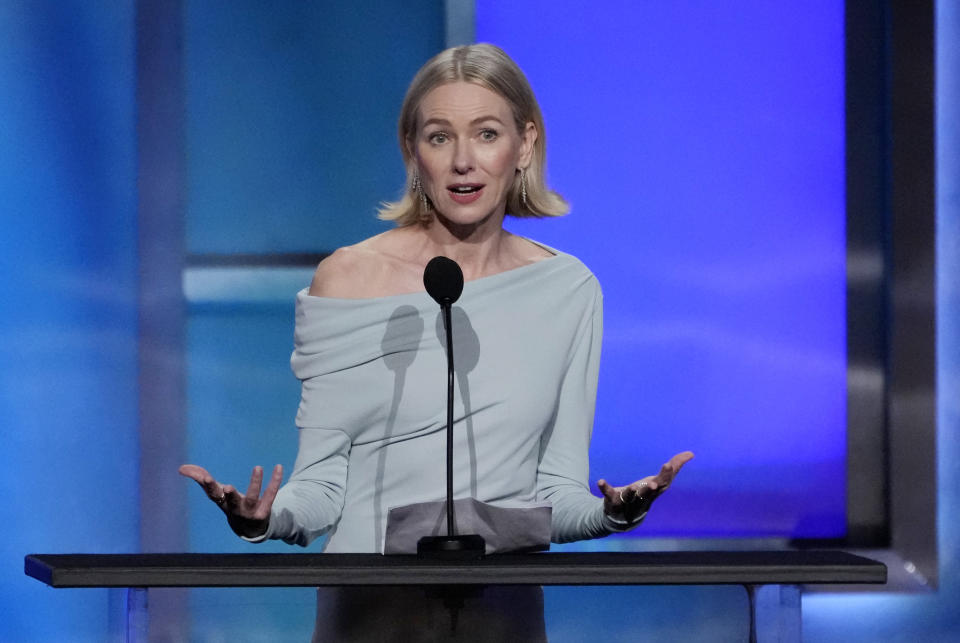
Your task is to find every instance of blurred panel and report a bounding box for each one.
[184,1,444,254]
[545,585,747,642]
[0,3,139,641]
[185,300,317,636]
[185,301,303,551]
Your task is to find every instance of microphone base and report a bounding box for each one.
[416,535,486,560]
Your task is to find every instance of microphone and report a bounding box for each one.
[423,256,464,306]
[417,256,485,559]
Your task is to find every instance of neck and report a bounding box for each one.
[418,211,507,281]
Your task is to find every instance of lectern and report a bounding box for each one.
[25,551,885,642]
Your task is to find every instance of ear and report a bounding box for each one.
[405,135,417,162]
[518,121,537,168]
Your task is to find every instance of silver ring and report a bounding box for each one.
[620,490,643,504]
[211,493,226,504]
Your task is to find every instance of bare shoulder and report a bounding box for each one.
[308,246,367,298]
[308,230,421,298]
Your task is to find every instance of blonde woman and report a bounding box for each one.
[182,43,692,640]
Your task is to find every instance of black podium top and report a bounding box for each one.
[25,551,886,588]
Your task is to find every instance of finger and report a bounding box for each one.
[178,464,211,484]
[669,451,695,469]
[658,452,693,485]
[634,480,655,499]
[259,465,283,508]
[597,479,617,502]
[180,464,226,501]
[655,461,675,486]
[221,484,242,513]
[245,466,264,502]
[654,452,694,490]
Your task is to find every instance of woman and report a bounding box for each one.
[181,43,692,638]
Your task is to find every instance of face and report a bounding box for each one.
[410,81,536,230]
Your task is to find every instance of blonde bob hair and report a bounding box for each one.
[378,43,569,226]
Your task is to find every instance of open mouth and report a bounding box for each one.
[447,184,485,204]
[447,184,484,194]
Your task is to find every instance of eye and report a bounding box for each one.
[479,128,498,142]
[428,131,449,145]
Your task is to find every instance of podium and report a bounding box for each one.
[25,551,885,642]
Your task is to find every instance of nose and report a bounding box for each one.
[452,141,475,174]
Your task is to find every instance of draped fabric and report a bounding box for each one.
[260,246,635,553]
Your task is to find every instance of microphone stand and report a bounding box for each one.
[442,301,456,538]
[418,258,485,560]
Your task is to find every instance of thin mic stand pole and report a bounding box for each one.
[417,254,484,559]
[443,300,455,537]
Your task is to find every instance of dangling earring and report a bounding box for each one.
[413,170,431,221]
[520,167,528,208]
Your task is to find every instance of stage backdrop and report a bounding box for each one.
[186,1,846,547]
[476,0,847,540]
[9,2,960,642]
[0,3,139,641]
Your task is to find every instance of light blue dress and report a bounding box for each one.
[259,248,635,553]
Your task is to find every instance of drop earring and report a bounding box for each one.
[520,167,528,208]
[413,170,431,220]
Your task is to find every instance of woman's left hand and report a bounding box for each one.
[597,451,695,523]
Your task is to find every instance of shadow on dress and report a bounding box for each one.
[373,305,424,548]
[435,306,481,496]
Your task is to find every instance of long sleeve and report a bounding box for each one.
[244,248,638,553]
[261,427,351,546]
[535,280,640,541]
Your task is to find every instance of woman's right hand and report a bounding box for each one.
[178,463,283,539]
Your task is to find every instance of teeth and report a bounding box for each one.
[450,186,479,193]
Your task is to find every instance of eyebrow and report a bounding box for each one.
[421,115,507,129]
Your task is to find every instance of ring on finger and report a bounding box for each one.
[620,490,643,504]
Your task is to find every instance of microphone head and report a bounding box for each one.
[423,256,464,306]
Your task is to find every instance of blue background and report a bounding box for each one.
[478,0,847,539]
[2,1,958,640]
[1,4,140,640]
